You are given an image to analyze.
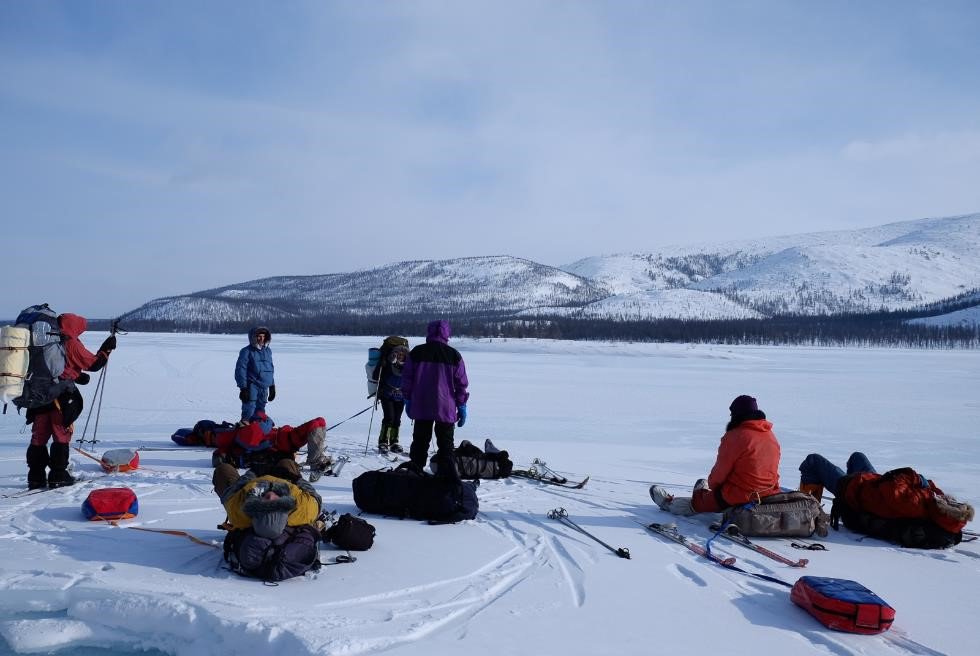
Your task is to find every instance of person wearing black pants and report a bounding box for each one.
[400,320,469,480]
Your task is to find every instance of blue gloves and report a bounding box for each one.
[456,404,467,428]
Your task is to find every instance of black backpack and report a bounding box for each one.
[223,525,322,582]
[352,468,479,523]
[324,513,376,551]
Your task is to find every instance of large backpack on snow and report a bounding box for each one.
[830,467,970,549]
[2,304,70,410]
[722,490,829,538]
[170,419,237,447]
[430,440,513,480]
[352,467,479,523]
[223,525,321,582]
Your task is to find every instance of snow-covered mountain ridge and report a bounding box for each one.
[122,214,980,325]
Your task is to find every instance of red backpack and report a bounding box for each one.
[838,468,971,534]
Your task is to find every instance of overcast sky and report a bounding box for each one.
[3,1,980,319]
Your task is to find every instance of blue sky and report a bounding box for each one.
[2,0,979,318]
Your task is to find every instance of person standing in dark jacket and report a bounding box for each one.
[401,320,469,479]
[235,327,275,422]
[375,339,409,453]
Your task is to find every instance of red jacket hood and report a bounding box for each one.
[58,313,88,339]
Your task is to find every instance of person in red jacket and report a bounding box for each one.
[26,313,116,489]
[650,395,781,515]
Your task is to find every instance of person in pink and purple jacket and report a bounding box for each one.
[401,320,469,479]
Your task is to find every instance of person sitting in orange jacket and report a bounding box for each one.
[650,395,781,516]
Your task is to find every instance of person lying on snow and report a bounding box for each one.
[799,451,975,549]
[213,458,325,581]
[650,395,781,516]
[209,411,331,475]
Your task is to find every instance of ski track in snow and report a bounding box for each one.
[0,445,606,655]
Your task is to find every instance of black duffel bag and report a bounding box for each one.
[352,467,479,523]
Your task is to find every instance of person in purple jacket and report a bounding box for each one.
[401,320,469,479]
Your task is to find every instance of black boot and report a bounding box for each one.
[434,431,460,482]
[26,445,49,489]
[377,425,390,453]
[388,425,404,453]
[47,443,76,488]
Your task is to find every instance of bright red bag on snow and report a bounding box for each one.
[791,576,895,634]
[82,487,139,521]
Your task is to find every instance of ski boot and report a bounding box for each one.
[388,425,404,453]
[47,443,75,488]
[27,444,49,490]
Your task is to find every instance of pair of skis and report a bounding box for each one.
[707,522,809,567]
[640,520,809,569]
[1,475,94,499]
[513,458,589,489]
[639,521,794,588]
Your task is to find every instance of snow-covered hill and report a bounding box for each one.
[121,214,980,325]
[561,213,980,319]
[122,256,608,324]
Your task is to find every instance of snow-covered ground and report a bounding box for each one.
[1,332,978,656]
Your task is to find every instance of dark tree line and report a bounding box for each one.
[101,301,980,349]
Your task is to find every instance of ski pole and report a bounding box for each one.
[548,508,631,559]
[76,362,108,445]
[76,319,120,446]
[327,404,374,432]
[363,395,379,455]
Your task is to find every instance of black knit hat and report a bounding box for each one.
[729,395,759,416]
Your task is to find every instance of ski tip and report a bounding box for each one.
[574,476,590,489]
[721,557,737,566]
[793,558,810,568]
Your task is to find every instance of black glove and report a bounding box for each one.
[268,385,276,402]
[239,388,249,402]
[99,335,117,353]
[75,372,91,385]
